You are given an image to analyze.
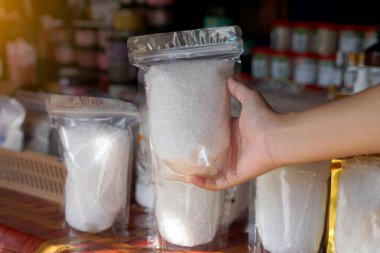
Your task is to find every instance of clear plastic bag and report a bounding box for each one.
[0,95,25,151]
[128,26,243,250]
[46,94,138,234]
[128,25,243,178]
[335,156,380,252]
[15,90,51,154]
[249,161,330,253]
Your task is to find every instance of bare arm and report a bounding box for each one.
[186,78,380,190]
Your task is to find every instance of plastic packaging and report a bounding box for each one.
[128,26,243,177]
[335,156,380,252]
[46,94,138,234]
[0,95,25,151]
[128,26,243,250]
[250,161,330,253]
[15,90,50,154]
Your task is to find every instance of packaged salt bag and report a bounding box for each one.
[135,105,154,210]
[0,95,25,151]
[128,26,243,177]
[251,161,330,253]
[15,90,50,154]
[154,161,225,250]
[46,94,138,234]
[335,156,380,253]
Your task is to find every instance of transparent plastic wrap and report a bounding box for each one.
[335,156,380,252]
[135,104,154,210]
[250,161,331,253]
[15,90,51,154]
[0,95,25,151]
[128,25,243,177]
[46,95,138,234]
[154,162,225,250]
[128,26,243,250]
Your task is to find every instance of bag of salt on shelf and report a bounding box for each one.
[249,161,330,253]
[128,26,243,250]
[0,95,25,151]
[46,95,138,234]
[334,156,380,253]
[15,90,50,154]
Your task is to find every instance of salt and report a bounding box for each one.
[255,162,330,253]
[155,163,225,247]
[335,157,380,252]
[60,122,130,233]
[145,59,233,176]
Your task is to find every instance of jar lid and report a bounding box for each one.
[291,21,314,29]
[271,50,293,57]
[337,24,363,32]
[251,46,272,54]
[272,20,291,28]
[317,54,335,61]
[363,25,377,33]
[314,22,337,30]
[293,52,317,59]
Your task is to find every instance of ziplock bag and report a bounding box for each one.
[0,95,25,151]
[250,161,330,253]
[128,25,243,178]
[128,25,243,250]
[334,156,380,252]
[46,94,138,234]
[15,90,50,154]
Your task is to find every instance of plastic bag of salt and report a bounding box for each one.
[335,156,380,253]
[127,26,243,177]
[250,161,330,253]
[128,26,242,250]
[46,94,138,234]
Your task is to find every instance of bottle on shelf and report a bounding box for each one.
[353,52,369,93]
[342,52,358,94]
[364,25,380,86]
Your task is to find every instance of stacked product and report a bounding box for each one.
[128,26,243,250]
[252,21,378,93]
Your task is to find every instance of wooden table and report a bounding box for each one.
[0,187,248,253]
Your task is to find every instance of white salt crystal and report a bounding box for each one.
[155,163,225,247]
[335,157,380,253]
[255,161,330,253]
[145,59,233,176]
[60,122,130,233]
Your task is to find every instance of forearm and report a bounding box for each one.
[270,84,380,166]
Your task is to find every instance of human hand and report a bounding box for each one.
[185,78,281,190]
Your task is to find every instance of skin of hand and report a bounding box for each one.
[185,78,281,190]
[186,78,380,191]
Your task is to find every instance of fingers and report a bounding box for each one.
[228,78,255,104]
[185,172,240,191]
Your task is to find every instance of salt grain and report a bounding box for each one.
[60,122,130,233]
[155,163,224,247]
[255,162,330,253]
[335,157,380,252]
[145,59,233,176]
